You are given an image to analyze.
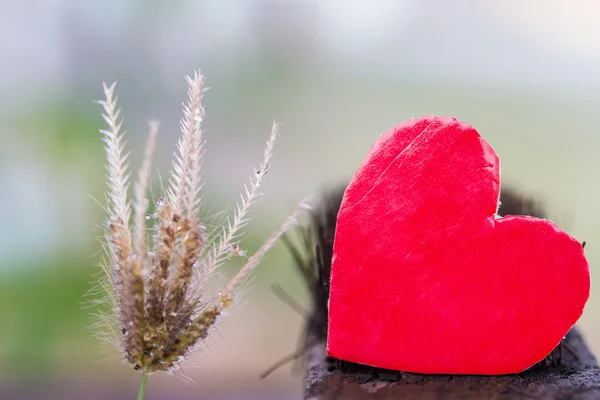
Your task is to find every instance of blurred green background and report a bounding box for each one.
[1,1,599,399]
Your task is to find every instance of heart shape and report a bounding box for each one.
[327,116,590,375]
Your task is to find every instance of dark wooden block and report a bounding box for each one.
[305,328,600,399]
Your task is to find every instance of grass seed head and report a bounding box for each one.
[94,70,307,374]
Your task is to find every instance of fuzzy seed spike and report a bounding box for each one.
[168,70,206,216]
[201,121,281,284]
[99,82,131,225]
[98,82,147,365]
[164,217,203,325]
[224,198,309,294]
[146,205,175,329]
[133,121,159,260]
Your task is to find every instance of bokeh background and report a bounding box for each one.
[1,1,600,399]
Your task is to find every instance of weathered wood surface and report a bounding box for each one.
[305,328,600,400]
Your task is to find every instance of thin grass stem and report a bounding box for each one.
[137,372,149,400]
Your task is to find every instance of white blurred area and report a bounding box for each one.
[1,1,599,397]
[2,0,600,260]
[3,1,600,91]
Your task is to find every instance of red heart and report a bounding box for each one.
[327,116,590,375]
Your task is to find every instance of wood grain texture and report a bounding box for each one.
[305,328,600,399]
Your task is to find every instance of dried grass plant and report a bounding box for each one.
[92,70,308,399]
